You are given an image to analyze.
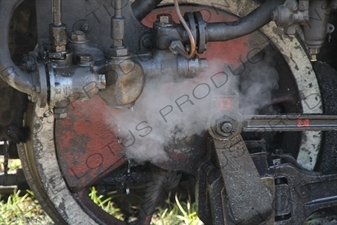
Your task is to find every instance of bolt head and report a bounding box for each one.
[157,14,173,24]
[109,47,128,57]
[215,120,233,138]
[142,38,152,49]
[221,122,233,133]
[77,54,93,62]
[71,31,87,42]
[81,23,90,32]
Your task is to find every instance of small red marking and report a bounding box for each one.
[218,99,232,111]
[297,118,310,127]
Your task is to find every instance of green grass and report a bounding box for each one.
[89,187,124,220]
[0,188,203,225]
[0,190,53,225]
[152,194,203,225]
[0,158,202,224]
[89,186,203,225]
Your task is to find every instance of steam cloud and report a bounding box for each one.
[106,56,279,164]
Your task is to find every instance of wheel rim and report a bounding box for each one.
[19,1,323,224]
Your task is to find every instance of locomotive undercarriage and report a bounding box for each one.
[2,0,337,224]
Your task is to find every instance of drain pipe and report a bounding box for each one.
[0,0,35,96]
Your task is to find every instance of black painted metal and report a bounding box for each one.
[0,0,34,95]
[132,0,163,21]
[205,0,285,42]
[271,158,337,224]
[243,114,337,132]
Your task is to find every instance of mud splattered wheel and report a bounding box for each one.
[18,0,325,224]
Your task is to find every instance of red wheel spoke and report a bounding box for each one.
[56,95,127,190]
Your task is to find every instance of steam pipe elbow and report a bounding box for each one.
[0,0,35,96]
[206,0,285,42]
[132,0,163,21]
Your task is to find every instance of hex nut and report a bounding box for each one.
[109,47,128,57]
[216,120,232,137]
[71,31,87,42]
[221,122,233,133]
[49,24,67,51]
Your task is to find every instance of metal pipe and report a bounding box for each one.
[0,0,34,95]
[174,0,196,59]
[115,0,122,17]
[206,0,285,42]
[111,0,125,48]
[132,0,163,21]
[303,0,331,61]
[52,0,62,26]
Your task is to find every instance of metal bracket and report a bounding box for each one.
[271,157,337,224]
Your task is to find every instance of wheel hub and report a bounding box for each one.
[16,1,331,225]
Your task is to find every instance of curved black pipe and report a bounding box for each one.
[206,0,285,42]
[132,0,163,21]
[0,0,34,95]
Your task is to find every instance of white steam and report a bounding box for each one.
[106,57,279,164]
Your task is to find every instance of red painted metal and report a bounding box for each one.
[298,118,310,127]
[55,3,268,197]
[55,96,125,190]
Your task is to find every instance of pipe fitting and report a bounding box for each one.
[303,0,332,61]
[0,0,35,96]
[48,63,106,108]
[98,56,145,108]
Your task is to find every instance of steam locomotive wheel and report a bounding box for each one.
[18,0,324,224]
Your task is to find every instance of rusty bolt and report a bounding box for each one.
[157,14,173,24]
